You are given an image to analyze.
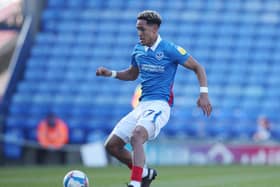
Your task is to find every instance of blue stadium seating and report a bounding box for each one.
[3,128,24,159]
[3,0,280,152]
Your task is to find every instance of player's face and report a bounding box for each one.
[136,19,157,47]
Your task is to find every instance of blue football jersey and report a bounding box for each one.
[131,36,190,106]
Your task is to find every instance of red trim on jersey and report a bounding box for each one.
[168,84,174,106]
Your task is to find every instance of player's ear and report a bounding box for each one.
[151,24,158,33]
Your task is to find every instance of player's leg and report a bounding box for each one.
[104,133,132,169]
[105,130,153,186]
[104,108,139,169]
[132,101,170,187]
[128,126,148,187]
[131,126,148,166]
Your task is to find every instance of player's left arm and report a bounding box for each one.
[183,56,212,117]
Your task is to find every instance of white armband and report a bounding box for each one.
[111,70,117,78]
[200,87,208,93]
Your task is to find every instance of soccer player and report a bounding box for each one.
[96,10,212,187]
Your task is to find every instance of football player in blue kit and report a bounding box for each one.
[96,10,212,187]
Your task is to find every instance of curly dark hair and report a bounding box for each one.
[137,10,162,27]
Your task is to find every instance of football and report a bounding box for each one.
[63,170,89,187]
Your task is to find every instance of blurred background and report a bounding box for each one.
[0,0,280,166]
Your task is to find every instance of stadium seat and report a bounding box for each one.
[3,129,24,159]
[87,130,107,143]
[69,128,86,144]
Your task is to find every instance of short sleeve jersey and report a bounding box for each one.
[131,36,190,106]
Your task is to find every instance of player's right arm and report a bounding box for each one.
[96,65,139,81]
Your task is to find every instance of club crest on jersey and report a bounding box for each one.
[155,51,164,60]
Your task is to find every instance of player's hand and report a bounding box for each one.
[197,93,212,117]
[96,67,112,77]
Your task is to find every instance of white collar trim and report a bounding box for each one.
[144,35,162,52]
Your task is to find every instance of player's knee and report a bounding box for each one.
[131,127,147,146]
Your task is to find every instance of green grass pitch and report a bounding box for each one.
[0,165,279,187]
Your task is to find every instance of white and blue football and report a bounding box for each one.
[63,170,89,187]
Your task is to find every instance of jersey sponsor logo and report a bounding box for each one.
[177,46,187,55]
[141,64,165,73]
[155,51,164,60]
